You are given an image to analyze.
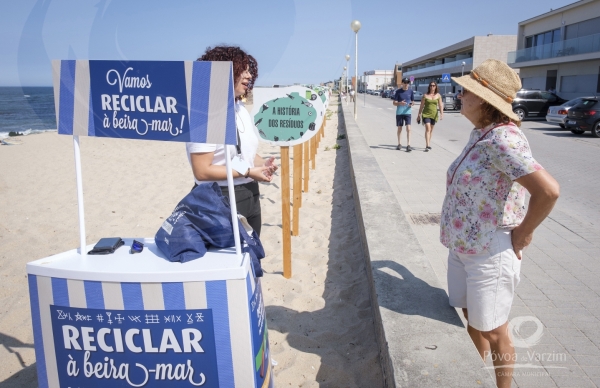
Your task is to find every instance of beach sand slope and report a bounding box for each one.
[0,102,382,386]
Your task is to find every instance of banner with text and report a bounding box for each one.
[50,305,218,387]
[52,60,237,145]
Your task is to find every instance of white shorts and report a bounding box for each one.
[447,229,521,332]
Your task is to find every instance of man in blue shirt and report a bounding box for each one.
[393,78,415,151]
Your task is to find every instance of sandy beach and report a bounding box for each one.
[0,100,382,387]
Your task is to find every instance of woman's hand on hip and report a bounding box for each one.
[511,226,532,260]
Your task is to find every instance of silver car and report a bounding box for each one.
[546,97,590,128]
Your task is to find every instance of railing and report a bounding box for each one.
[508,32,600,64]
[403,58,472,76]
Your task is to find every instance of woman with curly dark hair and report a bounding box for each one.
[186,45,276,235]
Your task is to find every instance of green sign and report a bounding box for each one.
[251,86,325,146]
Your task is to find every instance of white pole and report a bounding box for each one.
[354,32,358,120]
[225,146,242,257]
[73,136,86,256]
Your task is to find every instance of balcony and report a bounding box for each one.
[404,58,473,76]
[508,32,600,64]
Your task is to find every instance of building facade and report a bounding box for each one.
[358,70,394,92]
[401,35,517,94]
[508,0,600,100]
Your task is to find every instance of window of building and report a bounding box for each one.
[525,28,561,48]
[565,16,600,41]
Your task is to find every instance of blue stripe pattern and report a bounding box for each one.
[58,60,76,135]
[84,281,105,309]
[162,282,185,310]
[121,283,144,310]
[207,280,234,386]
[225,72,237,146]
[28,275,49,388]
[51,277,69,306]
[189,61,211,143]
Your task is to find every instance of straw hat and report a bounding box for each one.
[452,59,521,121]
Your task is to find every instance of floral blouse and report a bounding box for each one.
[440,123,544,254]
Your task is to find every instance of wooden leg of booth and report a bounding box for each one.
[303,140,309,192]
[292,144,302,236]
[281,146,292,278]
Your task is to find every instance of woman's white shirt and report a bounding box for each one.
[186,101,258,186]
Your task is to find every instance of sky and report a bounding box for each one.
[0,0,577,87]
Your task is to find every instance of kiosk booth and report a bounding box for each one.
[26,60,272,388]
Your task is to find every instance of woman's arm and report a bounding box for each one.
[512,169,560,258]
[190,152,274,182]
[437,94,444,120]
[417,98,425,117]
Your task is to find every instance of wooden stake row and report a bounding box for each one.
[281,118,327,279]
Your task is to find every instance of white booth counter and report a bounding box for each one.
[27,239,273,388]
[27,238,248,283]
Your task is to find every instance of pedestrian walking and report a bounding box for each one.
[441,59,560,388]
[392,77,414,151]
[417,81,443,151]
[350,89,356,102]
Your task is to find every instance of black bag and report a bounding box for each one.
[155,182,265,276]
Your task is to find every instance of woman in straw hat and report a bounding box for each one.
[441,59,559,387]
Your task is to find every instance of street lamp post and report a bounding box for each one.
[343,66,347,105]
[461,61,466,76]
[345,54,350,98]
[351,20,361,120]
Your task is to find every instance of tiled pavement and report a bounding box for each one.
[351,94,600,387]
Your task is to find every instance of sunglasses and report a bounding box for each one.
[429,84,436,87]
[130,240,144,254]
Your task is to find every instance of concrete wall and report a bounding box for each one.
[473,35,518,67]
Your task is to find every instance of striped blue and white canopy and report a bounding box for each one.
[52,60,237,145]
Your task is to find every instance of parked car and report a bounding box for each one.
[372,90,381,96]
[511,89,567,120]
[564,98,600,137]
[546,97,592,128]
[413,91,423,101]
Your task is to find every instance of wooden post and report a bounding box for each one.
[311,136,316,170]
[303,141,309,192]
[281,146,292,278]
[292,144,302,236]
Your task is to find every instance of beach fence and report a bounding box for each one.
[251,86,329,278]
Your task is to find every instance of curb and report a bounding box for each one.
[339,101,496,387]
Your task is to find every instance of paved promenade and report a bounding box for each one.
[347,94,600,388]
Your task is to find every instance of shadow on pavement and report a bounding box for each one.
[370,144,398,150]
[371,261,465,328]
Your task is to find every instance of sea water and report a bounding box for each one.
[0,87,56,139]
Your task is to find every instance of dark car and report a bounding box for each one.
[564,98,600,137]
[511,89,567,121]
